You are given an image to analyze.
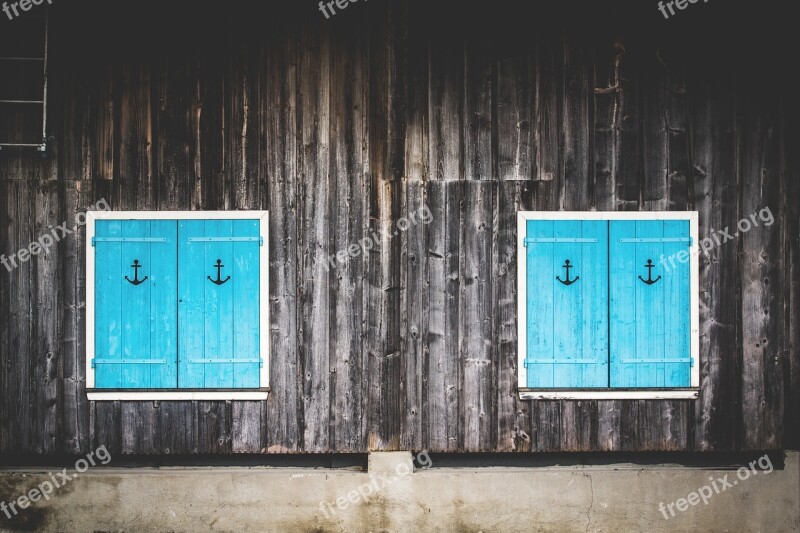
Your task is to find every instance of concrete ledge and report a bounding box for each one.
[1,452,798,532]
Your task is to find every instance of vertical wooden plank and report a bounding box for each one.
[464,37,492,181]
[226,43,268,210]
[197,401,232,454]
[561,35,591,210]
[121,402,159,454]
[428,31,462,181]
[328,15,367,452]
[232,402,266,453]
[739,83,784,450]
[399,4,427,451]
[424,181,461,451]
[115,61,153,209]
[496,37,532,181]
[297,18,331,452]
[640,53,668,210]
[60,180,91,454]
[533,34,560,185]
[460,181,494,450]
[690,72,739,451]
[32,180,60,453]
[91,401,121,455]
[154,52,198,209]
[265,25,301,453]
[158,402,197,454]
[783,82,800,450]
[1,181,34,452]
[365,0,405,451]
[400,179,427,451]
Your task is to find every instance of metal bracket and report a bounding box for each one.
[620,358,693,367]
[188,359,263,367]
[92,358,167,368]
[188,237,262,244]
[619,238,692,244]
[524,237,597,247]
[525,359,598,364]
[92,237,168,246]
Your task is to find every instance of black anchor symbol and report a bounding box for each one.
[125,259,148,286]
[556,260,579,286]
[639,259,662,285]
[208,259,231,286]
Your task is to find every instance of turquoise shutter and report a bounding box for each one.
[610,220,691,388]
[525,220,609,388]
[94,220,178,388]
[178,220,261,388]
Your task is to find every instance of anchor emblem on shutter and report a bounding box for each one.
[556,260,579,286]
[638,259,661,285]
[124,259,148,286]
[208,259,231,286]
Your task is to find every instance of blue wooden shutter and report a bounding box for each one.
[610,220,691,388]
[178,220,261,388]
[94,220,178,388]
[524,220,609,388]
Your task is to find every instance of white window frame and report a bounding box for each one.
[85,210,270,401]
[516,211,700,400]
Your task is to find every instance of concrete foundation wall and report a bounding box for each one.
[1,452,798,532]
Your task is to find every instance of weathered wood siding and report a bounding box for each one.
[0,1,797,455]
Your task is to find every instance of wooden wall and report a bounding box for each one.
[0,0,797,456]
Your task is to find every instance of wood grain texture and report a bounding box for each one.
[0,3,794,456]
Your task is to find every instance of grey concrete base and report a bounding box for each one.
[1,452,798,532]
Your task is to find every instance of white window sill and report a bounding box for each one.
[87,390,270,401]
[519,389,699,400]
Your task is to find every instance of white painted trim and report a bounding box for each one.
[87,391,270,401]
[516,211,700,395]
[85,210,270,395]
[519,390,699,400]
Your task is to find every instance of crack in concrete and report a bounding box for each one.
[583,472,594,533]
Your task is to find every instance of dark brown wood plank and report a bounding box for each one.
[2,180,36,453]
[784,82,800,451]
[159,402,198,454]
[232,401,265,453]
[496,37,532,181]
[494,182,533,452]
[365,1,405,451]
[399,4,428,451]
[424,181,461,451]
[297,19,332,453]
[739,83,784,451]
[197,401,232,454]
[328,15,367,452]
[33,179,61,454]
[60,180,91,454]
[265,26,301,454]
[115,61,154,210]
[464,37,492,181]
[561,35,592,210]
[460,181,495,451]
[428,31,462,181]
[121,403,159,454]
